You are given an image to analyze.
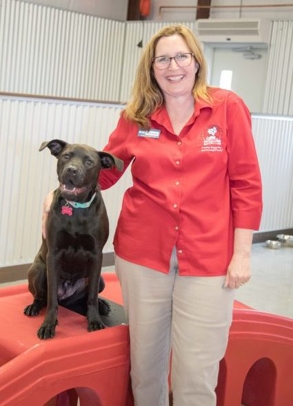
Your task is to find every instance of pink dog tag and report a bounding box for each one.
[61,205,73,216]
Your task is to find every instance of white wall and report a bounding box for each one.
[0,96,132,267]
[0,1,125,100]
[2,1,293,116]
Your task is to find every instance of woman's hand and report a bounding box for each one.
[224,252,251,289]
[223,228,253,289]
[42,190,54,239]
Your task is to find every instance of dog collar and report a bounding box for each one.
[66,192,97,209]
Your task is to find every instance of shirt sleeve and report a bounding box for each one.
[98,115,135,190]
[226,93,263,230]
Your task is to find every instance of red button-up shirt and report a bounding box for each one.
[99,88,262,276]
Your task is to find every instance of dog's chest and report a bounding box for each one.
[46,196,107,276]
[57,229,96,251]
[53,230,96,278]
[55,231,99,277]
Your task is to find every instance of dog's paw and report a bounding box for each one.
[87,319,105,332]
[24,302,42,317]
[98,298,111,316]
[37,320,58,340]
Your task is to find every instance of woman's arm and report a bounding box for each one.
[42,190,55,239]
[223,93,262,289]
[224,228,253,289]
[99,115,134,190]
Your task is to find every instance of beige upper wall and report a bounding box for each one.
[151,0,293,21]
[17,0,293,21]
[19,0,129,20]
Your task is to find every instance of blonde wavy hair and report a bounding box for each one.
[123,24,211,129]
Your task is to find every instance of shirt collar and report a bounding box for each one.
[150,97,212,131]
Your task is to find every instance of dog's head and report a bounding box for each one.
[40,139,123,202]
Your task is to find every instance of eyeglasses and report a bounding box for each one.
[153,52,194,70]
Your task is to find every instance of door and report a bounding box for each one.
[209,47,268,113]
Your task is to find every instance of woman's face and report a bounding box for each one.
[153,34,199,99]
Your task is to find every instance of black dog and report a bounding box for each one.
[24,139,123,339]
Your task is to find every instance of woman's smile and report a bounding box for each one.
[165,74,185,82]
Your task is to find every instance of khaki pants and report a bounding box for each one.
[115,250,235,406]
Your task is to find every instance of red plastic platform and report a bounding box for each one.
[0,273,132,406]
[1,273,293,406]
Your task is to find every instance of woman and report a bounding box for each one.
[43,25,262,406]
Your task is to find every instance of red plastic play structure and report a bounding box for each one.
[0,274,131,406]
[216,303,293,406]
[0,272,293,405]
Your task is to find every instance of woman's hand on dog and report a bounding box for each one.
[42,190,54,239]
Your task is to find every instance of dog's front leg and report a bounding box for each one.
[37,252,59,339]
[87,253,105,331]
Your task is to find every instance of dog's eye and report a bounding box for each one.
[63,154,70,160]
[85,159,93,165]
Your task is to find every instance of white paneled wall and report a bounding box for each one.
[252,115,293,231]
[0,0,196,103]
[0,0,125,100]
[1,1,293,116]
[0,96,132,267]
[0,0,197,103]
[0,96,292,268]
[263,20,293,115]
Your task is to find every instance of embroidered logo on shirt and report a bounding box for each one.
[200,125,223,152]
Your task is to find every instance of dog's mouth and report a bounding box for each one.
[60,181,90,199]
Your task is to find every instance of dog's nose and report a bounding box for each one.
[66,166,78,176]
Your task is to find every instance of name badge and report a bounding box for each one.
[138,129,160,139]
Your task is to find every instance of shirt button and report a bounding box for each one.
[178,250,183,254]
[175,226,179,231]
[177,141,182,146]
[175,160,180,165]
[175,181,180,186]
[173,204,178,208]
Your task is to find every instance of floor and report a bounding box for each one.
[235,241,293,319]
[2,242,292,319]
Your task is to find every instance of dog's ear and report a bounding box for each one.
[98,152,124,172]
[39,139,68,157]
